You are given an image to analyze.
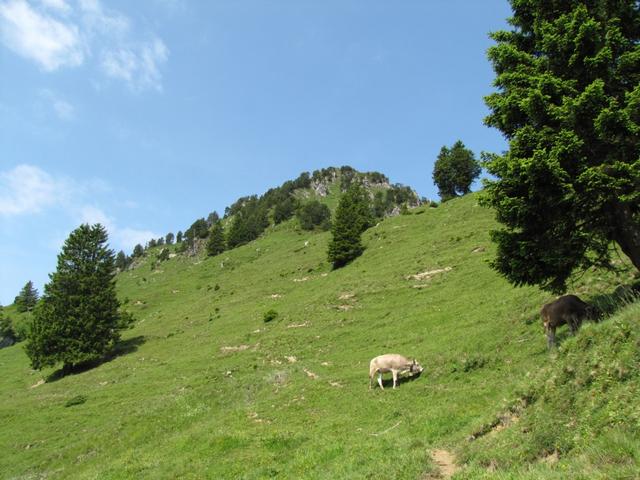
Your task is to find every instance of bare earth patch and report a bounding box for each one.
[425,449,458,479]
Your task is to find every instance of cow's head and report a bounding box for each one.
[585,304,603,322]
[410,359,424,375]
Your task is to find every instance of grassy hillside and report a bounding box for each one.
[461,301,640,479]
[0,193,636,479]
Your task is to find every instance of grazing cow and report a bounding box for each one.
[369,354,423,390]
[541,294,599,348]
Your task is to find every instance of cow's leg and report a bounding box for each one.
[392,370,398,389]
[377,373,384,390]
[547,327,556,349]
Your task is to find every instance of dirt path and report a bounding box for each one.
[426,449,458,479]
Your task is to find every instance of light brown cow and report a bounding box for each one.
[541,294,599,348]
[369,354,423,390]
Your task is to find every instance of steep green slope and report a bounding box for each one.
[461,301,640,479]
[0,193,634,479]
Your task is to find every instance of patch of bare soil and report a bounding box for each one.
[424,449,458,479]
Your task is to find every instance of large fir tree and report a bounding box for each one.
[327,184,373,269]
[15,281,39,312]
[482,0,640,292]
[26,224,123,371]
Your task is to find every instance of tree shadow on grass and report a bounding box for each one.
[46,335,146,383]
[589,282,640,319]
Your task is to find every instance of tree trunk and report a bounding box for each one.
[612,203,640,272]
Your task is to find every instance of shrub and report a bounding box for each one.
[263,309,278,323]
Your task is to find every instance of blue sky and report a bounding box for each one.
[0,0,512,305]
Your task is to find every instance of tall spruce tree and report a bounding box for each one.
[327,184,373,268]
[26,224,123,371]
[206,222,226,256]
[15,281,39,312]
[482,0,640,292]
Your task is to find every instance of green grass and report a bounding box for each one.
[0,193,636,479]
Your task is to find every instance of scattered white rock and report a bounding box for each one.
[303,368,319,380]
[220,345,250,353]
[30,379,45,389]
[285,356,297,363]
[287,321,309,329]
[293,277,309,282]
[406,267,452,281]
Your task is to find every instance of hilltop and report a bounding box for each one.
[0,176,637,478]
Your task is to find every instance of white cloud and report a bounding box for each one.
[0,0,84,71]
[102,37,168,92]
[115,227,159,250]
[78,0,129,38]
[79,204,113,230]
[39,88,75,120]
[0,164,71,215]
[77,206,159,250]
[39,0,70,14]
[0,0,168,91]
[0,164,159,252]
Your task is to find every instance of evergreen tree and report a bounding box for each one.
[132,244,144,258]
[327,184,372,268]
[115,250,128,271]
[206,222,226,256]
[157,248,170,262]
[273,198,297,224]
[176,231,183,243]
[227,198,269,248]
[482,0,640,292]
[207,211,220,226]
[0,307,16,345]
[165,232,174,245]
[297,200,331,231]
[432,140,481,201]
[15,281,38,313]
[26,224,124,371]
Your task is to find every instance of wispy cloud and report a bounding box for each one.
[101,37,168,92]
[0,0,83,71]
[39,88,75,120]
[39,0,71,15]
[78,205,159,250]
[0,164,159,252]
[0,164,71,215]
[0,0,168,91]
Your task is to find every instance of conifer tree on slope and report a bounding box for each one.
[15,280,39,312]
[327,183,373,269]
[26,224,123,371]
[206,221,226,256]
[482,0,640,292]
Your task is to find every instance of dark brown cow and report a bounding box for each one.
[541,294,599,348]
